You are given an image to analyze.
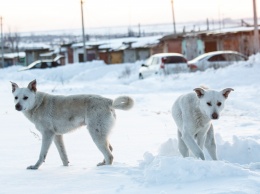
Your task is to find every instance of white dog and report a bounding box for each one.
[172,87,233,160]
[11,80,134,169]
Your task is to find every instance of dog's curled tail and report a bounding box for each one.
[112,96,134,110]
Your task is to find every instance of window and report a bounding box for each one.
[220,53,246,62]
[34,62,42,68]
[208,54,226,62]
[164,56,186,64]
[151,57,159,65]
[234,54,247,61]
[223,54,237,61]
[146,57,153,65]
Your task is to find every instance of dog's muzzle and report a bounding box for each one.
[15,104,22,111]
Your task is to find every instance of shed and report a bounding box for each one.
[25,48,50,65]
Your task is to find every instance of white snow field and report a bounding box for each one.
[0,55,260,194]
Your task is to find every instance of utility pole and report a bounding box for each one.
[0,16,4,68]
[253,0,259,53]
[80,0,87,62]
[171,0,176,35]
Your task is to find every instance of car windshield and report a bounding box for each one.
[208,54,226,61]
[163,56,186,64]
[189,53,210,62]
[27,61,41,68]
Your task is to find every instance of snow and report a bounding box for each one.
[0,54,260,194]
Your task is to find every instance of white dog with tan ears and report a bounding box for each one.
[172,87,234,160]
[11,80,134,169]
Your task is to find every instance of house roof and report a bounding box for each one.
[161,26,260,39]
[4,52,25,59]
[185,26,260,37]
[71,35,162,51]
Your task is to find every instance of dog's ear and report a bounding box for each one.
[194,88,205,98]
[11,82,19,93]
[28,80,37,92]
[222,88,234,99]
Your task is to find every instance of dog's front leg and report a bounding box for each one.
[27,131,54,170]
[205,124,217,160]
[181,130,205,160]
[178,130,189,157]
[54,135,69,166]
[196,131,207,151]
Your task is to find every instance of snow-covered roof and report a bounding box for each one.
[4,52,25,59]
[18,42,51,49]
[185,26,260,37]
[71,35,162,51]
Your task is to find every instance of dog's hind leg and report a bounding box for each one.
[54,135,69,166]
[205,124,217,160]
[96,143,113,166]
[87,123,114,166]
[93,136,113,166]
[178,130,189,157]
[27,131,54,170]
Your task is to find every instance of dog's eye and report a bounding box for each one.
[217,102,222,106]
[23,96,28,100]
[207,102,212,106]
[15,96,18,100]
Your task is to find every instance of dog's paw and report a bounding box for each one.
[63,162,69,166]
[97,160,106,166]
[199,152,205,160]
[26,165,39,170]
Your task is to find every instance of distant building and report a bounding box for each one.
[25,48,50,65]
[160,26,260,60]
[2,52,25,67]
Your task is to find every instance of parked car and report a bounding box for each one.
[188,51,248,71]
[139,53,188,79]
[19,55,64,71]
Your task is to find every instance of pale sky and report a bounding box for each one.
[0,0,257,33]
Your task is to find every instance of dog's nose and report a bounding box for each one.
[212,112,218,119]
[15,104,22,111]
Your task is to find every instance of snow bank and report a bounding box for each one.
[138,134,260,185]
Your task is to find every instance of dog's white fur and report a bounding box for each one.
[172,87,233,160]
[11,80,134,169]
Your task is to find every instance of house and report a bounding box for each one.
[2,52,25,67]
[71,36,162,64]
[160,26,260,60]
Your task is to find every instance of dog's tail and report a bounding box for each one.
[112,96,134,110]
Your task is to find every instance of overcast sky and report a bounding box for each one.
[0,0,257,33]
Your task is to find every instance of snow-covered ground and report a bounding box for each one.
[0,56,260,194]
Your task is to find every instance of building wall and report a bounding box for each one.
[73,47,83,63]
[163,39,182,53]
[182,37,204,60]
[67,47,74,64]
[111,51,123,64]
[239,34,251,56]
[99,52,110,64]
[136,49,150,61]
[124,49,136,63]
[151,44,164,55]
[221,33,254,56]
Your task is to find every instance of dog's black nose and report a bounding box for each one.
[15,104,22,111]
[212,112,218,119]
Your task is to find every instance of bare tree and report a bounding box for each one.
[5,29,21,65]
